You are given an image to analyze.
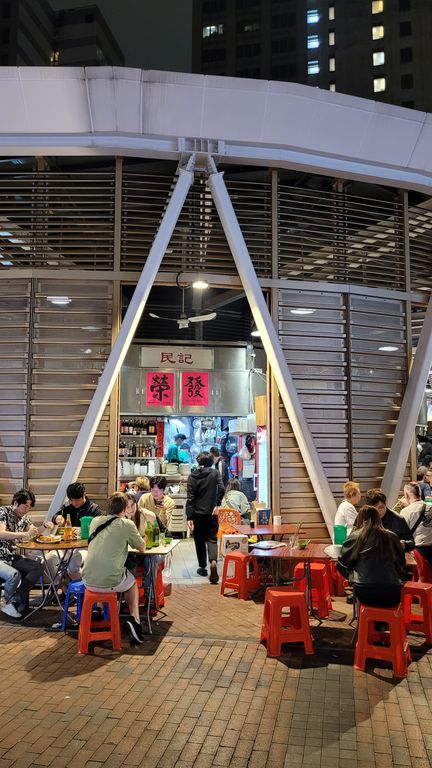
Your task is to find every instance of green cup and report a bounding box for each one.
[333,525,347,545]
[80,516,93,540]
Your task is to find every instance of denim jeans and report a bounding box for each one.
[0,556,43,607]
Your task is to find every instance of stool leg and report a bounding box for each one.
[108,600,122,651]
[61,590,71,632]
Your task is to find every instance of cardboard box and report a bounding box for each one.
[222,534,249,556]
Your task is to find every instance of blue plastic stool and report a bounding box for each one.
[61,580,85,631]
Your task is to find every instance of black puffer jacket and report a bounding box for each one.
[186,467,224,518]
[337,529,405,587]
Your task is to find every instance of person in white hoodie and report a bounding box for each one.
[334,480,361,531]
[221,479,251,522]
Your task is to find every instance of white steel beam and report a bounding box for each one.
[47,166,194,519]
[382,292,432,506]
[207,169,337,533]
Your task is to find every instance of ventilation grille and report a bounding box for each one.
[0,173,115,270]
[121,174,272,277]
[278,185,406,289]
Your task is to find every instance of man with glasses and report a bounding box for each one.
[0,489,44,618]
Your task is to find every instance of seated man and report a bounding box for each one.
[364,488,415,551]
[82,492,146,644]
[0,489,44,618]
[138,476,176,530]
[50,482,101,581]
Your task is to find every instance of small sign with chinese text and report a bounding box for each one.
[141,346,213,369]
[146,371,175,406]
[181,371,209,407]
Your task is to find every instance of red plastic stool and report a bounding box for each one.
[402,582,432,643]
[260,588,314,657]
[354,603,411,677]
[78,590,122,653]
[293,562,333,618]
[220,552,260,600]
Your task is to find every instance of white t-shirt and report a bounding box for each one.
[400,501,432,546]
[334,500,358,529]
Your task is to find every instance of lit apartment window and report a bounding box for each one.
[308,60,320,74]
[329,82,336,92]
[372,25,384,40]
[373,51,385,65]
[329,6,335,21]
[50,50,60,65]
[329,56,336,72]
[374,77,386,92]
[372,1,384,13]
[328,31,335,45]
[202,24,224,38]
[307,35,320,49]
[307,9,320,23]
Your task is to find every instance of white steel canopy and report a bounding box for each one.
[0,67,432,193]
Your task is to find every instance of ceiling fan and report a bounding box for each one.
[149,278,217,329]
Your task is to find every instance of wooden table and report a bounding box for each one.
[19,538,88,622]
[234,524,304,541]
[249,542,331,612]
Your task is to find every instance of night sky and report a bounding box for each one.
[49,0,193,71]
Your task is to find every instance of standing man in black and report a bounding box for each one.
[186,452,224,584]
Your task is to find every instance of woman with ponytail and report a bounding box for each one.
[337,505,405,608]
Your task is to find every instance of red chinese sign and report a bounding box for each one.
[181,371,209,407]
[145,371,174,406]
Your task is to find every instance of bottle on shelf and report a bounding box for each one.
[142,421,148,435]
[64,513,73,541]
[148,419,156,435]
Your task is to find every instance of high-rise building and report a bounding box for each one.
[0,0,123,67]
[0,0,55,66]
[193,0,432,112]
[53,5,124,66]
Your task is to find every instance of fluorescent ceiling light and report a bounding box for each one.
[290,308,316,315]
[378,345,399,352]
[0,230,12,236]
[47,295,72,306]
[192,279,209,289]
[0,260,13,266]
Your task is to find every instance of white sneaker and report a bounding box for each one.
[0,602,22,619]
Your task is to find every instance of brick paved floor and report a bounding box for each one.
[1,542,432,767]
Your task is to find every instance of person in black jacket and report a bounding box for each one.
[49,482,101,582]
[186,452,224,584]
[337,505,405,608]
[364,488,414,552]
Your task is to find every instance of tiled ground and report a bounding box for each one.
[1,540,432,768]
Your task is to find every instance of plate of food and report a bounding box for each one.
[36,534,62,544]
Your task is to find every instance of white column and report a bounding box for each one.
[47,168,194,519]
[208,170,337,533]
[382,292,432,505]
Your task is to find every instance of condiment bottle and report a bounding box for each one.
[152,520,160,548]
[64,513,73,541]
[145,519,153,549]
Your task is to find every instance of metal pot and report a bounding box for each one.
[179,463,191,476]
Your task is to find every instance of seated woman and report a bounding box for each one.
[334,480,361,532]
[82,492,146,644]
[337,505,405,608]
[220,479,251,522]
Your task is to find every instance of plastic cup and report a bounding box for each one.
[333,525,347,545]
[80,516,93,540]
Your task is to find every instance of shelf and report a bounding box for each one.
[119,434,157,438]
